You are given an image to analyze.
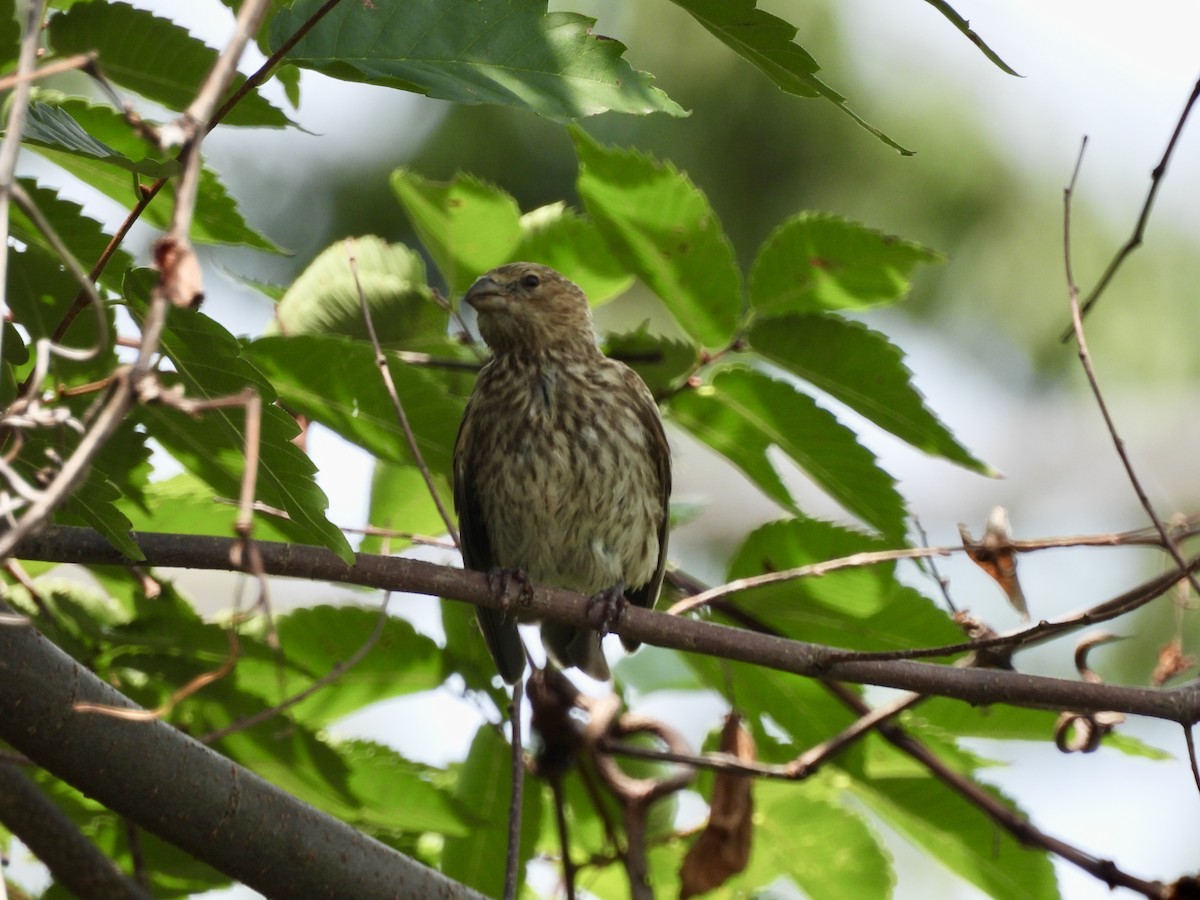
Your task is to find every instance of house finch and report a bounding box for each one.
[453,263,671,682]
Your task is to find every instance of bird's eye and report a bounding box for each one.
[521,273,541,289]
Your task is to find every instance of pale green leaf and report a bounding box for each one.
[573,128,741,348]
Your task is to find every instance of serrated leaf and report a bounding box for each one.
[270,0,685,122]
[47,1,290,128]
[749,213,940,315]
[749,314,991,473]
[32,144,281,251]
[922,0,1019,75]
[668,368,907,542]
[23,96,180,178]
[9,177,134,295]
[58,465,142,560]
[513,202,634,305]
[573,128,741,348]
[668,0,911,155]
[124,269,353,562]
[848,772,1059,900]
[335,739,470,837]
[602,325,698,398]
[390,170,521,296]
[234,606,443,728]
[361,459,454,555]
[730,779,894,898]
[268,236,446,350]
[726,518,962,651]
[119,472,296,544]
[245,334,464,480]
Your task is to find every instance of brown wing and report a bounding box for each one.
[453,394,526,683]
[619,366,671,651]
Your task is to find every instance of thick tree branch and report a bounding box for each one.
[13,526,1200,726]
[0,594,486,900]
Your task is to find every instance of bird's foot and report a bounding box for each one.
[486,567,534,616]
[586,584,627,636]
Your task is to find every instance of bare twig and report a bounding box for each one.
[1063,75,1200,336]
[1063,138,1200,602]
[346,238,460,546]
[504,679,524,900]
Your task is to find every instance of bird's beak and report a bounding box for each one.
[464,275,506,312]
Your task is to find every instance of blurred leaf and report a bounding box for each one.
[848,772,1059,900]
[268,236,448,351]
[729,778,894,898]
[245,334,464,479]
[512,202,634,305]
[667,368,908,543]
[9,177,133,294]
[361,459,453,555]
[47,1,290,127]
[748,314,992,473]
[922,0,1019,75]
[748,213,939,315]
[234,606,443,728]
[335,739,470,837]
[33,144,281,251]
[0,0,19,69]
[125,269,353,562]
[602,325,698,397]
[725,518,962,650]
[574,128,742,349]
[390,169,521,296]
[442,726,542,896]
[669,0,911,154]
[23,96,180,178]
[119,472,297,543]
[270,0,685,122]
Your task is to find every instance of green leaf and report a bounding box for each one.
[441,727,543,897]
[922,0,1019,75]
[32,143,281,251]
[668,0,911,155]
[268,236,447,350]
[512,202,634,306]
[733,779,894,898]
[573,129,742,348]
[335,739,470,837]
[390,170,521,296]
[234,606,443,728]
[667,368,908,542]
[849,772,1059,899]
[124,269,353,562]
[119,472,297,545]
[0,0,20,70]
[58,468,142,560]
[748,213,940,315]
[245,334,465,480]
[361,459,454,555]
[23,95,180,178]
[748,314,992,473]
[602,325,698,398]
[9,177,134,294]
[269,0,685,122]
[47,1,290,128]
[726,518,962,651]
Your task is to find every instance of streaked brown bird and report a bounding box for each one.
[453,262,671,682]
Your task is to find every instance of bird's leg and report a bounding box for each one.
[586,582,627,636]
[486,566,534,618]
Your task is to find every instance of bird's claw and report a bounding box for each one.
[586,585,628,636]
[486,567,533,616]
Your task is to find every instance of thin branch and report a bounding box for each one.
[1063,137,1200,601]
[504,679,525,900]
[14,526,1200,726]
[1063,74,1200,336]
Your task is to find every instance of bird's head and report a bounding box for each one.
[464,263,598,356]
